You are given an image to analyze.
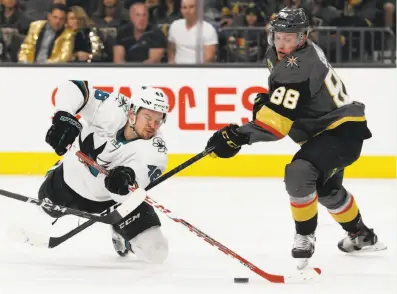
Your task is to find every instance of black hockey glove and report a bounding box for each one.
[45,111,82,156]
[206,124,249,158]
[253,92,269,121]
[105,166,136,196]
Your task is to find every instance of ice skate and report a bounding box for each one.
[112,228,133,257]
[292,233,316,270]
[338,220,387,253]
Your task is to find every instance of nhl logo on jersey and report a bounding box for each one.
[285,56,300,69]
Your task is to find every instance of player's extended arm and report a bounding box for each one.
[46,80,103,155]
[205,93,284,158]
[206,78,308,158]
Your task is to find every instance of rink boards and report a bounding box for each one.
[0,67,395,178]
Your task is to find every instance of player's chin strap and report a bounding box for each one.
[128,116,141,139]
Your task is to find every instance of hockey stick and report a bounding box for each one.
[20,148,213,249]
[0,186,146,225]
[76,153,322,283]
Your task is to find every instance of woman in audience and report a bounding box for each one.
[66,5,104,62]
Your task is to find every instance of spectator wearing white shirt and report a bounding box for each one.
[167,0,218,64]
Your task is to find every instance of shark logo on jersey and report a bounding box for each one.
[152,137,167,153]
[79,133,108,177]
[115,93,129,114]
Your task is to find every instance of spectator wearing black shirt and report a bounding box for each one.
[91,0,129,29]
[66,5,104,62]
[151,0,181,24]
[0,0,31,34]
[113,2,167,63]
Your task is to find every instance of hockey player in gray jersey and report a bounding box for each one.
[40,82,169,264]
[205,7,386,269]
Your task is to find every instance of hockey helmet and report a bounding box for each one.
[130,86,170,124]
[267,7,310,47]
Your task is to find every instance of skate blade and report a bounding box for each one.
[351,241,387,254]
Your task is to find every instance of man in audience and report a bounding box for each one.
[167,0,218,64]
[18,3,74,63]
[0,0,32,34]
[113,1,167,63]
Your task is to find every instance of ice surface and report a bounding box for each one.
[0,176,395,294]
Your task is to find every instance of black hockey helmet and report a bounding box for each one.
[267,7,310,47]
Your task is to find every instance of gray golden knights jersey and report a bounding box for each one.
[239,40,371,145]
[50,80,168,203]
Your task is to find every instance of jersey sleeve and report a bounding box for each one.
[253,68,311,140]
[54,80,106,124]
[238,121,282,143]
[54,80,129,135]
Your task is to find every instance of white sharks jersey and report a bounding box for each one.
[51,80,168,203]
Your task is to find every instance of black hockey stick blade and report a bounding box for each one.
[0,188,131,225]
[45,147,215,248]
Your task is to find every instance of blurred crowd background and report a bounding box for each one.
[0,0,395,64]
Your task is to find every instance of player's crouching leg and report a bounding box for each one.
[112,202,168,264]
[129,226,168,264]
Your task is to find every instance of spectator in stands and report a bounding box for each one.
[113,1,167,63]
[151,0,181,24]
[217,7,235,62]
[66,6,104,62]
[0,0,31,34]
[91,0,129,28]
[221,5,267,62]
[91,0,128,62]
[0,24,23,61]
[168,0,218,64]
[18,3,74,63]
[223,0,268,19]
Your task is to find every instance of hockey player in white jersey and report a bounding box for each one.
[39,81,169,264]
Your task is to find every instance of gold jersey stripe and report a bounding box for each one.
[290,195,318,222]
[255,106,293,138]
[329,196,359,223]
[326,116,366,131]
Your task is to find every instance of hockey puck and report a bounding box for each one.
[234,278,249,283]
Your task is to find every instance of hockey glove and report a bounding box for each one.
[206,124,249,158]
[46,111,83,156]
[253,92,269,121]
[105,166,136,196]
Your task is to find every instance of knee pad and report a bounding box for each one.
[318,187,348,210]
[284,159,319,198]
[114,202,161,241]
[129,226,168,264]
